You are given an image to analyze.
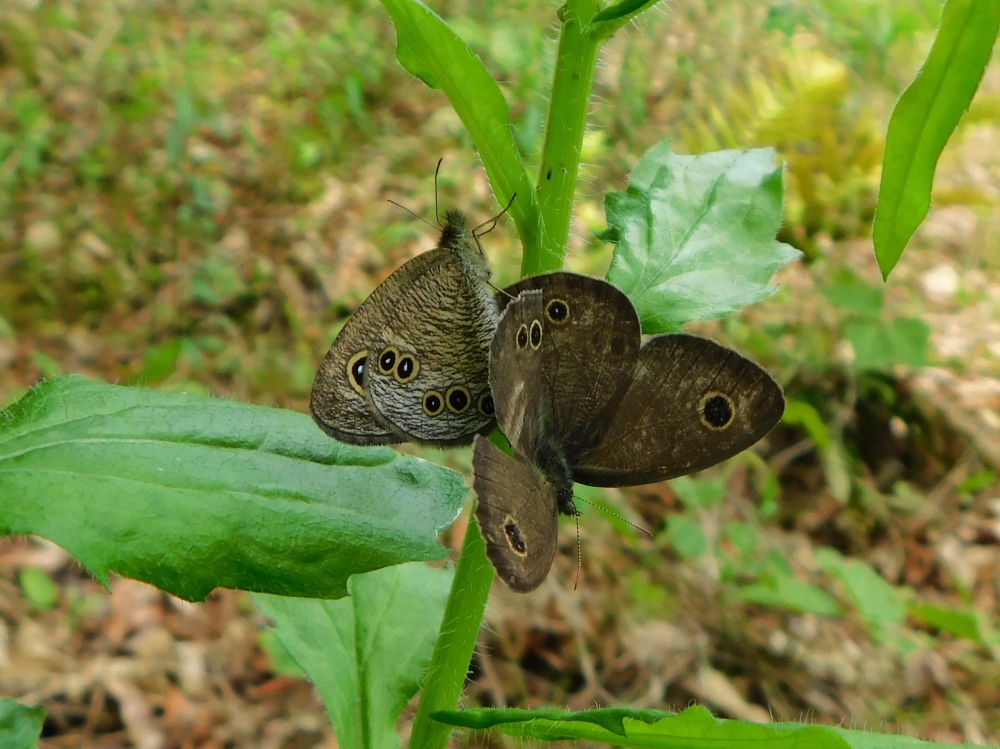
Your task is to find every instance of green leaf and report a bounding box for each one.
[670,476,725,508]
[781,400,831,450]
[845,318,929,371]
[19,566,59,611]
[257,631,307,679]
[822,270,884,317]
[433,705,850,748]
[873,0,1000,278]
[433,703,978,748]
[255,562,453,749]
[816,548,907,630]
[605,143,801,332]
[379,0,542,262]
[664,515,707,559]
[589,0,663,41]
[0,376,466,601]
[739,574,842,617]
[909,602,982,642]
[0,698,45,749]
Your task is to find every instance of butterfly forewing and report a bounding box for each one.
[500,273,641,458]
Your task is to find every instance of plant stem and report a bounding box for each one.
[524,0,603,277]
[408,515,494,749]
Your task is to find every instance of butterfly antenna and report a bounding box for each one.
[573,512,583,591]
[386,199,436,229]
[472,192,517,254]
[487,280,516,300]
[473,192,517,238]
[434,157,444,227]
[574,495,653,538]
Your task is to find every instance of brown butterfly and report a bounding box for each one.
[474,272,785,591]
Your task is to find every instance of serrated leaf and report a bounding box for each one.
[0,376,466,601]
[873,0,1000,278]
[433,704,972,748]
[255,562,453,749]
[379,0,542,262]
[605,143,801,332]
[0,698,45,749]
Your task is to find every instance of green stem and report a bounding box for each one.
[408,514,494,749]
[523,0,603,277]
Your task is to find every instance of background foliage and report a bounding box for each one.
[3,0,1000,746]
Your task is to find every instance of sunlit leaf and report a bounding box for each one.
[605,143,801,332]
[0,376,466,601]
[256,562,453,749]
[909,603,982,642]
[873,0,1000,278]
[379,0,542,261]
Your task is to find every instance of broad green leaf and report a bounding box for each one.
[0,698,45,749]
[739,574,842,617]
[255,562,453,749]
[845,318,929,371]
[605,143,801,332]
[433,705,982,748]
[909,602,982,642]
[817,548,907,630]
[0,376,466,601]
[873,0,1000,278]
[379,0,542,261]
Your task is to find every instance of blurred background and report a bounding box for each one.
[3,0,1000,746]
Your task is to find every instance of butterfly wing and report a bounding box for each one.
[311,213,498,446]
[572,333,785,486]
[364,239,499,445]
[473,435,559,592]
[310,255,452,444]
[499,272,641,458]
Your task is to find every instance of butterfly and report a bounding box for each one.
[474,272,785,591]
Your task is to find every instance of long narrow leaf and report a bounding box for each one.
[873,0,1000,278]
[380,0,542,256]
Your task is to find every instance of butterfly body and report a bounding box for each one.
[475,272,785,591]
[310,210,499,446]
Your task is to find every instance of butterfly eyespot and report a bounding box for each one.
[503,516,528,556]
[478,393,495,416]
[346,350,368,395]
[546,299,569,323]
[446,385,471,414]
[529,319,542,348]
[516,324,529,349]
[378,347,398,374]
[394,354,419,383]
[422,390,444,416]
[699,392,735,430]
